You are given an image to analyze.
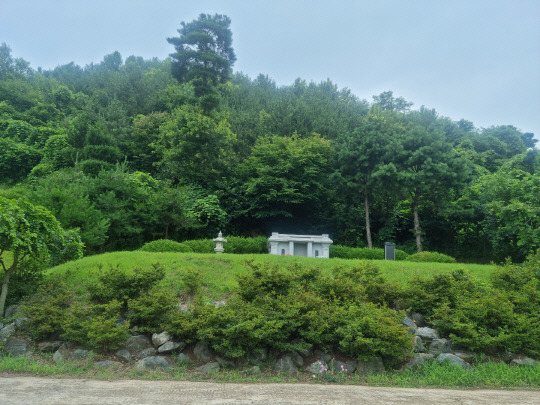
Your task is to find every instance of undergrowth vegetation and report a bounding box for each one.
[12,249,540,364]
[0,355,539,388]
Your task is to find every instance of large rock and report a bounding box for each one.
[71,349,91,360]
[216,356,235,369]
[402,316,417,330]
[286,351,304,368]
[134,347,157,360]
[136,356,172,370]
[510,357,539,367]
[125,335,152,353]
[452,351,476,363]
[404,353,434,370]
[177,353,191,363]
[415,327,440,341]
[313,349,332,363]
[193,341,214,363]
[437,353,472,370]
[0,323,16,343]
[152,331,171,347]
[53,344,70,363]
[14,317,29,329]
[115,348,131,362]
[356,356,385,376]
[411,312,426,327]
[37,341,63,352]
[413,336,425,353]
[4,305,19,318]
[4,337,32,357]
[158,341,185,354]
[429,338,452,355]
[329,359,357,374]
[196,362,220,373]
[273,356,298,374]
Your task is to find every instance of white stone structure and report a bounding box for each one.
[213,231,227,253]
[268,233,332,258]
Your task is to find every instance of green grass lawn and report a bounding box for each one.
[46,251,497,299]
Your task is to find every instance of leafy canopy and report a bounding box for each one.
[0,197,83,315]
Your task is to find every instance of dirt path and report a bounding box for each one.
[1,376,539,404]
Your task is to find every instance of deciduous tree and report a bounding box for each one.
[0,197,83,316]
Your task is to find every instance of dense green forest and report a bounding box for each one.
[0,14,538,263]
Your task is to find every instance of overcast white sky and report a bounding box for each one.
[1,0,539,140]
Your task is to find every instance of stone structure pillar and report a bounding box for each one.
[288,241,294,256]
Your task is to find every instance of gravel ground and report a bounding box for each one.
[1,376,539,404]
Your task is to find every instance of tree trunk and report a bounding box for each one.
[413,194,423,252]
[0,252,17,317]
[364,191,373,249]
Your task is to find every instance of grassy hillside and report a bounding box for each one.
[46,252,497,299]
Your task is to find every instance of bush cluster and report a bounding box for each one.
[20,266,162,350]
[404,260,540,356]
[407,251,456,263]
[330,245,409,260]
[18,249,540,360]
[166,261,412,362]
[88,263,166,308]
[139,236,268,254]
[139,239,193,253]
[224,236,268,254]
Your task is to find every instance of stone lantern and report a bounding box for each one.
[213,231,227,254]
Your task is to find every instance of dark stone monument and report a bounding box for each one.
[384,242,395,260]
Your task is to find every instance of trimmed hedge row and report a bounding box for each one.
[407,251,456,263]
[330,245,409,261]
[139,239,193,253]
[140,237,268,255]
[140,239,459,264]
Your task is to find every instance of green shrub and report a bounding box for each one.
[170,261,412,361]
[19,278,73,340]
[335,303,413,361]
[404,262,540,356]
[403,269,480,318]
[179,239,215,253]
[236,262,298,302]
[128,287,178,331]
[139,239,193,253]
[330,245,408,260]
[182,268,204,296]
[330,262,403,306]
[225,236,268,254]
[88,263,166,307]
[523,249,540,280]
[433,293,540,357]
[491,261,537,292]
[62,300,130,351]
[77,159,115,177]
[172,236,268,254]
[407,251,456,263]
[194,294,308,358]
